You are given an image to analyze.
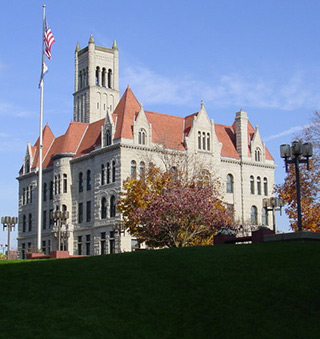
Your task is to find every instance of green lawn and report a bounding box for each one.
[1,242,320,338]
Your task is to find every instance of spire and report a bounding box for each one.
[75,42,80,52]
[112,40,118,50]
[201,100,205,110]
[89,34,95,44]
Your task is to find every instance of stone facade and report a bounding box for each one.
[17,36,276,259]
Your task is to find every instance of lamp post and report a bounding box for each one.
[262,197,284,233]
[51,211,69,251]
[1,216,18,260]
[280,141,313,232]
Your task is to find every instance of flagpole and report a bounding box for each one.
[37,4,46,251]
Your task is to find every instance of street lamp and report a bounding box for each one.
[51,211,69,251]
[280,141,313,232]
[262,197,284,233]
[1,216,18,260]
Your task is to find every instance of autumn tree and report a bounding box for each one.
[275,111,320,232]
[118,165,235,247]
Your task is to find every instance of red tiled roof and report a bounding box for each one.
[145,111,186,150]
[26,88,273,171]
[113,86,141,139]
[75,119,104,158]
[215,124,240,159]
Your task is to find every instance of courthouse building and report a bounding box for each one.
[17,35,276,258]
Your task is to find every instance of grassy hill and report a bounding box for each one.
[1,242,320,338]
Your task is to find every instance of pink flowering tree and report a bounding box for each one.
[131,182,234,248]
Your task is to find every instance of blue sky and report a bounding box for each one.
[1,0,319,247]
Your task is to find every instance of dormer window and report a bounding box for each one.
[255,148,261,162]
[198,131,211,151]
[138,129,146,145]
[105,129,112,146]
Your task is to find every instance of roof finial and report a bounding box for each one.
[201,100,205,109]
[89,34,95,44]
[112,40,118,50]
[75,42,80,52]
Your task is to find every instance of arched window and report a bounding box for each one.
[87,170,91,191]
[102,68,106,87]
[112,160,116,182]
[131,160,137,179]
[255,148,261,162]
[62,204,67,212]
[198,131,201,149]
[43,183,47,201]
[63,174,67,193]
[58,175,61,194]
[105,129,111,146]
[101,197,107,219]
[139,161,145,179]
[23,188,25,205]
[30,185,33,203]
[79,172,83,192]
[264,177,268,196]
[170,166,178,180]
[251,206,258,225]
[262,207,268,226]
[250,176,255,194]
[202,132,206,150]
[257,176,261,195]
[108,69,112,88]
[207,133,211,151]
[26,187,29,204]
[101,164,105,185]
[25,158,30,173]
[95,66,100,86]
[106,162,110,184]
[110,195,116,217]
[138,129,146,145]
[226,174,234,193]
[54,176,58,195]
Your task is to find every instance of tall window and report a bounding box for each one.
[54,176,58,195]
[78,203,83,224]
[257,176,261,195]
[251,206,258,225]
[255,148,261,162]
[138,129,146,145]
[105,129,111,146]
[28,213,32,232]
[131,160,137,179]
[102,68,106,87]
[50,181,53,200]
[43,210,47,230]
[95,66,100,85]
[101,164,105,185]
[58,175,61,194]
[23,215,26,232]
[139,161,145,179]
[26,187,29,204]
[226,174,234,193]
[23,188,25,205]
[101,197,107,219]
[86,201,91,223]
[79,172,83,192]
[30,185,33,203]
[86,235,90,255]
[101,232,106,255]
[262,208,268,226]
[112,160,116,182]
[87,170,92,191]
[264,177,268,196]
[250,176,255,194]
[63,174,67,193]
[110,195,116,218]
[108,69,112,88]
[106,163,110,184]
[207,133,211,151]
[198,131,201,149]
[43,183,47,201]
[78,236,82,255]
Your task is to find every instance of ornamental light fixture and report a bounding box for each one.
[280,140,313,232]
[1,216,18,260]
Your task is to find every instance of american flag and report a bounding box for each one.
[44,20,55,59]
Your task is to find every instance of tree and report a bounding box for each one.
[118,166,235,247]
[275,111,320,232]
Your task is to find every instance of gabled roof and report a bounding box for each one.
[24,88,273,172]
[113,86,141,139]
